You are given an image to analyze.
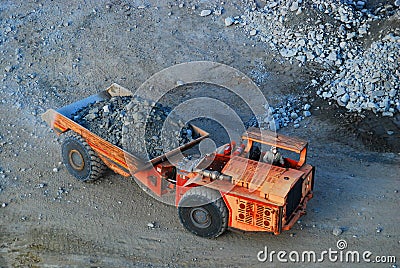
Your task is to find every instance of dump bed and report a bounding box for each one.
[42,83,209,175]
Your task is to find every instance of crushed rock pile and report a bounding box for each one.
[241,0,386,67]
[71,96,193,160]
[247,97,312,130]
[319,33,400,116]
[225,0,400,119]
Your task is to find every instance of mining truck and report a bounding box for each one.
[42,83,315,238]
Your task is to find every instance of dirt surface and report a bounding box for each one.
[0,1,399,267]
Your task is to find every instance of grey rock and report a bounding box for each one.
[37,183,47,188]
[269,2,278,8]
[305,51,315,60]
[290,112,298,120]
[200,10,212,17]
[371,90,384,98]
[297,39,306,47]
[315,33,323,41]
[358,25,368,35]
[294,123,300,129]
[346,102,358,111]
[339,41,347,49]
[303,104,311,111]
[249,29,257,36]
[322,92,332,99]
[337,99,346,107]
[336,86,346,96]
[85,113,97,121]
[382,112,394,117]
[346,32,357,40]
[383,98,391,111]
[295,55,306,63]
[356,1,365,8]
[340,13,349,24]
[384,81,392,91]
[389,89,397,98]
[340,93,350,104]
[303,111,311,117]
[224,17,235,26]
[280,48,298,57]
[314,47,322,56]
[327,51,337,61]
[290,1,299,12]
[103,105,110,113]
[214,7,223,16]
[332,227,343,236]
[367,102,378,109]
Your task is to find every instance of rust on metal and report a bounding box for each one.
[244,127,308,153]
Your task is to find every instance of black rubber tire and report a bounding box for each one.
[61,133,107,182]
[178,187,228,238]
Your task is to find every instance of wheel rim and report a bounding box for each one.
[190,207,211,229]
[68,149,85,171]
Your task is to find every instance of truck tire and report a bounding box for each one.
[178,187,228,238]
[61,133,107,182]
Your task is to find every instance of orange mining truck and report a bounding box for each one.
[42,84,315,238]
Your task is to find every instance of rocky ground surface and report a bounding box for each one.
[241,0,400,133]
[0,0,399,267]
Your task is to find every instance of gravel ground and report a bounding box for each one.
[0,0,399,267]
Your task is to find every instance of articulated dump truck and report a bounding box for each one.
[42,83,315,238]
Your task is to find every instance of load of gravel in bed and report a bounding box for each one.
[71,96,193,160]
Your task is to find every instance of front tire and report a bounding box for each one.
[178,187,228,238]
[61,133,107,182]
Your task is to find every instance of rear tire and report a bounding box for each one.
[178,187,228,238]
[61,133,107,182]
